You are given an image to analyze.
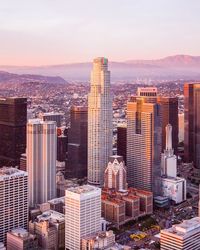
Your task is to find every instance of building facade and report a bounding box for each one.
[0,168,28,244]
[88,57,113,186]
[27,119,57,206]
[67,106,88,178]
[127,97,162,194]
[0,97,27,167]
[65,185,101,250]
[117,124,127,165]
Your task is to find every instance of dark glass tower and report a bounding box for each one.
[117,124,127,165]
[66,106,88,178]
[0,97,27,167]
[184,83,200,167]
[157,97,179,154]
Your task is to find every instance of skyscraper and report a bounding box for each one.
[65,185,101,250]
[27,119,57,207]
[117,124,127,165]
[67,106,88,178]
[0,97,27,167]
[88,57,113,186]
[104,155,127,191]
[184,83,200,167]
[127,97,162,194]
[0,167,28,244]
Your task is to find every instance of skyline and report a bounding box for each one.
[1,0,200,66]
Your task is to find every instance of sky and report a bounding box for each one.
[0,0,200,66]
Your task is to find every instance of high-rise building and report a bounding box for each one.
[0,97,27,167]
[88,57,113,186]
[117,124,127,165]
[7,228,38,250]
[157,97,179,154]
[40,112,63,127]
[67,106,88,178]
[127,97,162,194]
[184,83,200,167]
[160,217,200,250]
[104,155,127,191]
[27,119,57,207]
[65,185,101,250]
[0,167,28,244]
[137,87,157,97]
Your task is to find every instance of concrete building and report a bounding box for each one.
[161,124,186,204]
[27,119,57,206]
[104,155,127,191]
[40,112,64,127]
[0,97,27,167]
[161,217,200,250]
[88,57,113,186]
[102,188,153,228]
[127,97,162,194]
[29,210,65,250]
[0,167,28,244]
[137,87,157,97]
[0,243,6,250]
[20,153,27,171]
[7,228,38,250]
[65,185,101,250]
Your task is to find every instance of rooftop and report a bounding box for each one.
[8,228,36,240]
[36,210,64,223]
[67,184,100,195]
[162,217,200,237]
[28,118,56,125]
[0,167,27,181]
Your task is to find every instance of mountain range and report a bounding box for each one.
[0,55,200,82]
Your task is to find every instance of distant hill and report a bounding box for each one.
[1,55,200,81]
[0,71,66,84]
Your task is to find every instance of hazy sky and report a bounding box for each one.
[1,0,200,65]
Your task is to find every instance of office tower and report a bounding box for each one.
[88,57,113,186]
[104,155,127,191]
[160,217,200,250]
[29,210,65,249]
[67,106,88,178]
[161,124,177,177]
[40,112,63,127]
[7,228,38,250]
[184,83,200,166]
[137,88,179,153]
[65,185,101,250]
[0,167,28,244]
[161,124,186,204]
[157,97,179,154]
[20,153,27,171]
[27,119,57,207]
[137,87,157,97]
[0,97,27,167]
[117,124,127,165]
[127,97,162,194]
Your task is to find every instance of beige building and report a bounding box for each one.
[88,57,113,186]
[29,210,65,249]
[27,119,57,207]
[7,228,38,250]
[161,217,200,250]
[127,97,162,194]
[0,168,28,244]
[65,185,101,250]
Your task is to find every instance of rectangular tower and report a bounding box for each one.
[0,167,28,244]
[88,57,113,186]
[0,97,27,167]
[65,185,101,250]
[127,97,162,194]
[27,119,57,207]
[117,124,127,165]
[67,106,88,178]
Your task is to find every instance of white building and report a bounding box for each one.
[104,155,127,191]
[0,168,28,244]
[161,124,186,204]
[137,87,157,97]
[65,185,101,250]
[161,217,200,250]
[88,57,113,186]
[27,119,57,206]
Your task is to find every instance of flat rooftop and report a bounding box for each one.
[162,217,200,237]
[36,210,64,223]
[67,185,100,195]
[0,167,27,181]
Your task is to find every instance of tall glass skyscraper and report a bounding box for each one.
[88,57,113,186]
